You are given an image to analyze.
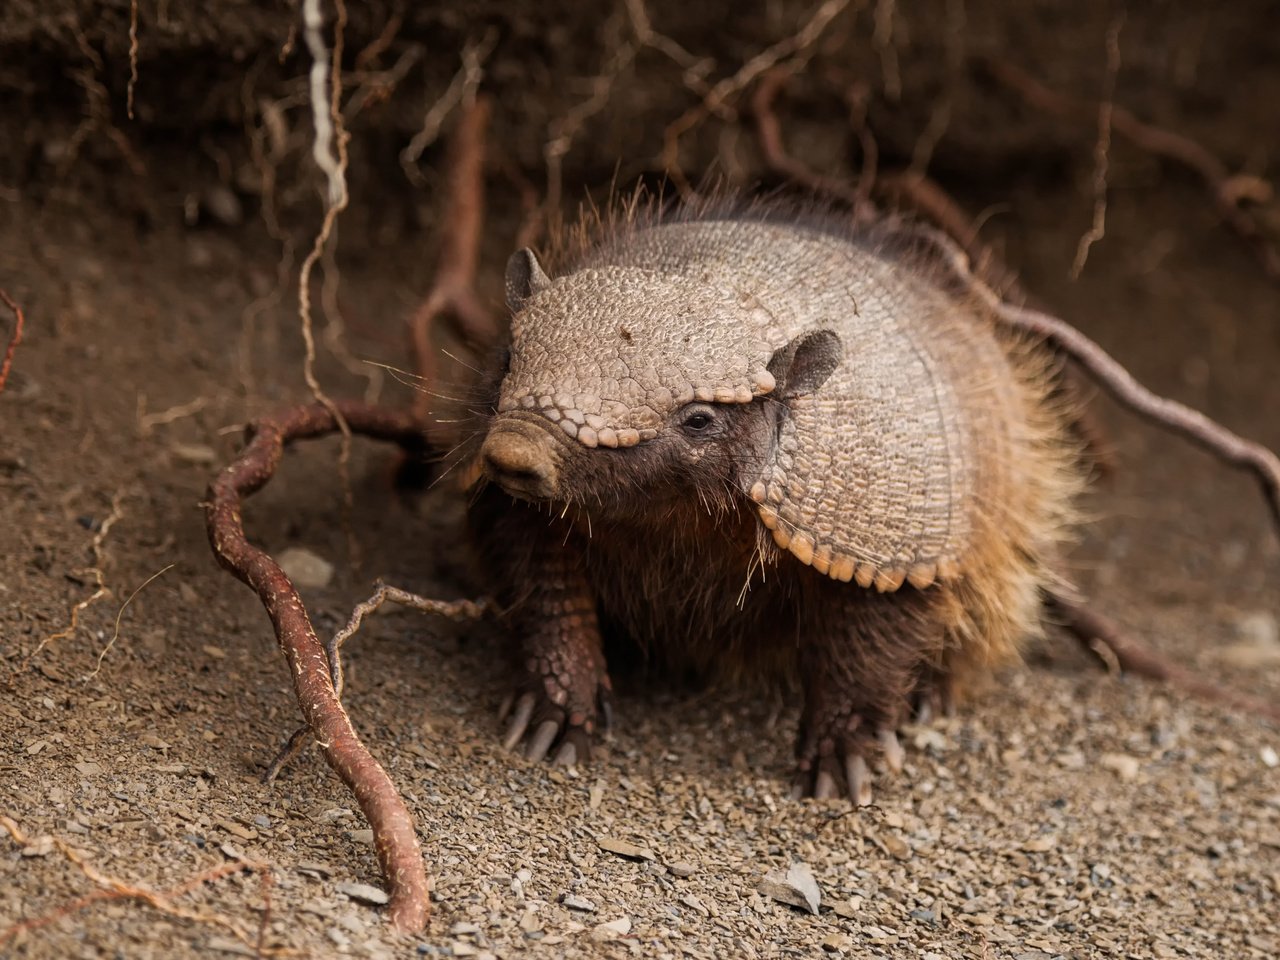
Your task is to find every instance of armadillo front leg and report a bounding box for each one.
[794,585,945,802]
[498,539,611,766]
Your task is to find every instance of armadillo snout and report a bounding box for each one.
[480,423,561,501]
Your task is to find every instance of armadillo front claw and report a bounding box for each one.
[500,681,609,767]
[501,692,538,751]
[878,727,905,775]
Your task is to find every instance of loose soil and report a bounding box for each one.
[1,3,1278,958]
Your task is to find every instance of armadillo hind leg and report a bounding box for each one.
[792,586,949,803]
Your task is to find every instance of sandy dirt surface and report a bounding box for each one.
[3,5,1280,959]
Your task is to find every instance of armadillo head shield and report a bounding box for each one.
[498,248,778,449]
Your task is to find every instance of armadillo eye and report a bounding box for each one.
[679,405,718,436]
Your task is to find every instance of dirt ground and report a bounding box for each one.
[3,3,1280,959]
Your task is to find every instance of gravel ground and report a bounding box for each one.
[1,156,1278,959]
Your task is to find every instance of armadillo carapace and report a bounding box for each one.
[467,207,1083,801]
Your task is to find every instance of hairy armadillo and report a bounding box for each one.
[466,206,1085,801]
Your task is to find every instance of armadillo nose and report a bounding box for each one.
[480,426,560,501]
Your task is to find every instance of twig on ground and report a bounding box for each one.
[662,0,852,194]
[84,563,175,679]
[205,400,433,932]
[1071,15,1124,279]
[0,814,276,951]
[982,56,1280,280]
[0,289,26,396]
[408,95,496,427]
[266,583,489,781]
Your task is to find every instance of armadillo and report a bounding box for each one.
[466,207,1085,801]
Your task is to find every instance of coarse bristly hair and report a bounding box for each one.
[459,188,1089,706]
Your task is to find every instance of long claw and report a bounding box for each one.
[525,719,560,762]
[878,727,904,774]
[598,690,614,733]
[497,692,515,723]
[502,693,537,751]
[552,740,578,767]
[914,697,934,725]
[813,769,839,799]
[845,754,873,806]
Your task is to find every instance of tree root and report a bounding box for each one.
[1048,593,1280,724]
[0,289,26,396]
[205,400,435,932]
[266,583,489,783]
[409,94,496,429]
[981,56,1280,281]
[923,228,1280,532]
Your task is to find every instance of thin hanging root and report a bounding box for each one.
[1048,594,1280,723]
[205,400,434,932]
[409,94,496,427]
[0,289,26,396]
[266,584,490,782]
[980,56,1280,280]
[924,228,1280,531]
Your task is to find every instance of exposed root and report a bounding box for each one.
[752,67,864,209]
[205,400,433,932]
[750,71,1021,298]
[982,56,1280,280]
[266,583,490,782]
[408,95,496,428]
[298,0,357,556]
[1047,594,1280,724]
[127,0,140,120]
[661,0,852,194]
[925,228,1280,532]
[84,562,175,679]
[0,814,278,952]
[62,19,145,178]
[22,491,125,670]
[400,32,495,189]
[1071,15,1124,279]
[136,395,210,437]
[0,289,26,396]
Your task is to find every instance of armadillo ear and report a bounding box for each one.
[767,330,843,400]
[505,248,552,312]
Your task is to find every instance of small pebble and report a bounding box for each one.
[561,894,596,912]
[759,862,821,915]
[1100,753,1141,781]
[277,547,335,589]
[591,917,632,940]
[598,837,655,861]
[337,881,389,906]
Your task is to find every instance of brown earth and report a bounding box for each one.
[2,2,1279,958]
